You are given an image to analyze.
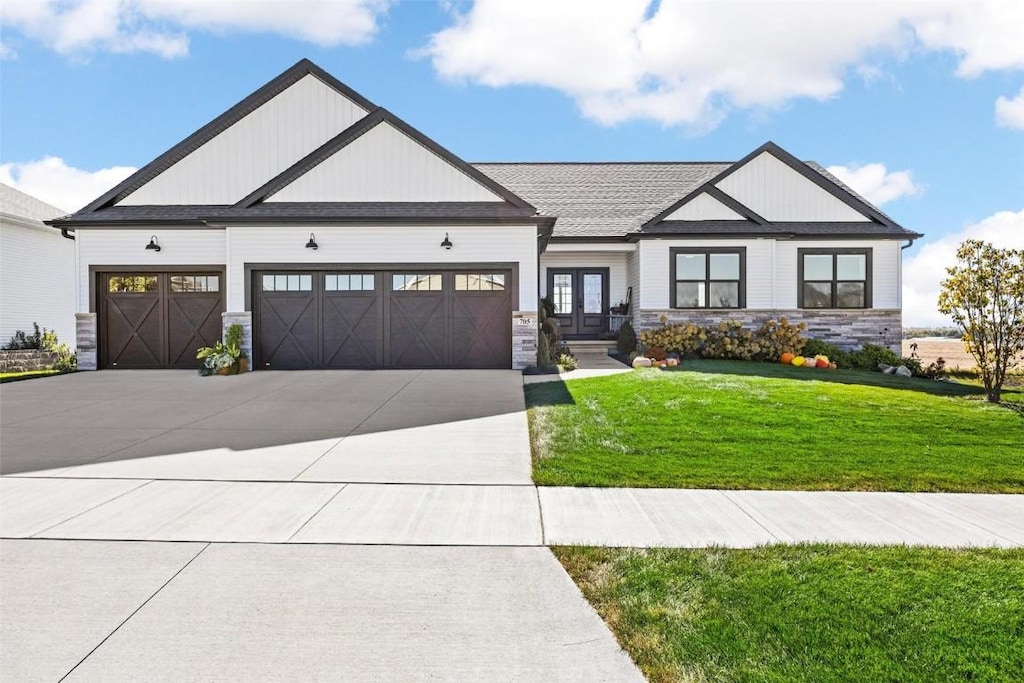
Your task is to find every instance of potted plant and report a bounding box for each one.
[196,324,248,376]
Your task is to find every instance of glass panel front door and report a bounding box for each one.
[547,268,608,338]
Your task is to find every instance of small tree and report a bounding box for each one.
[937,240,1024,402]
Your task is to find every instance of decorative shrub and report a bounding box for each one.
[638,321,704,356]
[840,343,901,371]
[4,323,76,371]
[755,317,807,361]
[802,338,841,360]
[617,320,637,357]
[557,353,579,371]
[536,330,553,368]
[224,324,247,358]
[646,346,667,361]
[702,320,760,360]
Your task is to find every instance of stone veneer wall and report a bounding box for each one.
[0,350,62,373]
[638,309,902,351]
[75,313,98,370]
[512,311,538,370]
[222,312,253,362]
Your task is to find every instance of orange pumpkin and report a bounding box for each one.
[780,352,795,365]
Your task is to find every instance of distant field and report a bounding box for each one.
[903,337,976,369]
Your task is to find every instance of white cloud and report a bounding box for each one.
[0,157,137,213]
[0,0,391,59]
[902,208,1024,326]
[826,163,923,205]
[995,86,1024,130]
[423,0,1024,129]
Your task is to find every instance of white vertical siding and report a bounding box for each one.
[664,192,745,220]
[774,240,901,309]
[539,252,630,307]
[269,122,502,203]
[0,221,76,346]
[225,225,537,311]
[639,239,776,309]
[627,248,641,329]
[75,229,227,310]
[716,153,866,222]
[119,75,368,206]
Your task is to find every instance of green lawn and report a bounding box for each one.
[0,370,63,383]
[527,360,1023,492]
[556,545,1024,683]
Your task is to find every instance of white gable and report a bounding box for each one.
[715,152,867,222]
[664,192,746,221]
[119,75,368,206]
[267,121,503,203]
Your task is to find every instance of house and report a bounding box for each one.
[0,184,75,348]
[51,59,920,371]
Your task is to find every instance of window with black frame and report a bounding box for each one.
[799,249,871,308]
[671,248,745,308]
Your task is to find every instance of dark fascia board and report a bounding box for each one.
[548,235,632,243]
[630,230,923,242]
[240,107,538,213]
[74,58,377,215]
[56,216,548,229]
[642,141,905,231]
[642,169,769,227]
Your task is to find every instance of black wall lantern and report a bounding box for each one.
[440,232,453,250]
[305,233,318,250]
[145,235,161,252]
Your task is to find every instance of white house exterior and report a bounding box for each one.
[0,184,75,347]
[53,59,920,371]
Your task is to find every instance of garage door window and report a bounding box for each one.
[325,273,375,291]
[455,274,505,291]
[170,275,219,292]
[108,275,158,292]
[393,274,442,291]
[262,274,312,291]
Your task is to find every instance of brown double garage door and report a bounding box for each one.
[99,271,224,369]
[255,268,513,369]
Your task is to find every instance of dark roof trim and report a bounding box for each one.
[548,234,632,243]
[53,216,549,228]
[642,141,904,231]
[630,229,924,241]
[704,186,769,225]
[76,59,377,214]
[643,170,768,227]
[236,107,537,213]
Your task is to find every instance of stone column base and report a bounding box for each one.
[222,311,253,363]
[75,313,98,371]
[512,311,538,370]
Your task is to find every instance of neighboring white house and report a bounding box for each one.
[0,183,75,348]
[52,59,920,371]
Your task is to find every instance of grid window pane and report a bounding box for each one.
[455,274,468,290]
[552,274,573,314]
[803,282,833,308]
[709,282,740,308]
[676,254,706,279]
[325,275,338,291]
[326,274,374,291]
[803,254,833,281]
[836,254,866,280]
[836,282,866,308]
[709,253,740,280]
[676,282,704,308]
[361,274,374,290]
[109,275,158,293]
[299,275,312,291]
[274,275,287,291]
[393,274,441,291]
[456,273,506,291]
[262,275,275,291]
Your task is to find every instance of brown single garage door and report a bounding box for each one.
[255,269,512,369]
[99,272,224,369]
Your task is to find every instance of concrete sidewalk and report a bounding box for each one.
[4,477,1021,547]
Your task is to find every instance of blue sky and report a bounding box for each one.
[1,0,1022,325]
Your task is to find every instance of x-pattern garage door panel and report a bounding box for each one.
[388,291,447,368]
[167,294,223,369]
[254,269,512,370]
[452,290,513,369]
[322,293,383,368]
[104,296,163,368]
[259,293,318,370]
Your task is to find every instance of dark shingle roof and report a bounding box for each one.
[54,202,539,226]
[473,162,731,238]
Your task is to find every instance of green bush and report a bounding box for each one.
[639,317,807,362]
[755,317,807,360]
[839,343,902,371]
[537,329,553,368]
[557,353,579,371]
[617,320,637,357]
[802,338,842,359]
[224,323,246,357]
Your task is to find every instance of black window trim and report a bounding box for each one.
[670,247,747,309]
[797,247,873,309]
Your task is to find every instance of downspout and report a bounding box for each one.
[61,228,75,240]
[898,238,915,315]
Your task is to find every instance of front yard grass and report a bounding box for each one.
[0,370,63,383]
[556,545,1024,683]
[527,360,1023,492]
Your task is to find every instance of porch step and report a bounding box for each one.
[567,340,616,353]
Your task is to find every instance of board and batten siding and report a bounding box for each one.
[774,239,901,309]
[269,123,502,203]
[539,252,631,308]
[75,229,227,310]
[664,192,745,220]
[0,221,76,346]
[225,225,538,311]
[716,153,866,222]
[639,239,776,310]
[118,75,368,206]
